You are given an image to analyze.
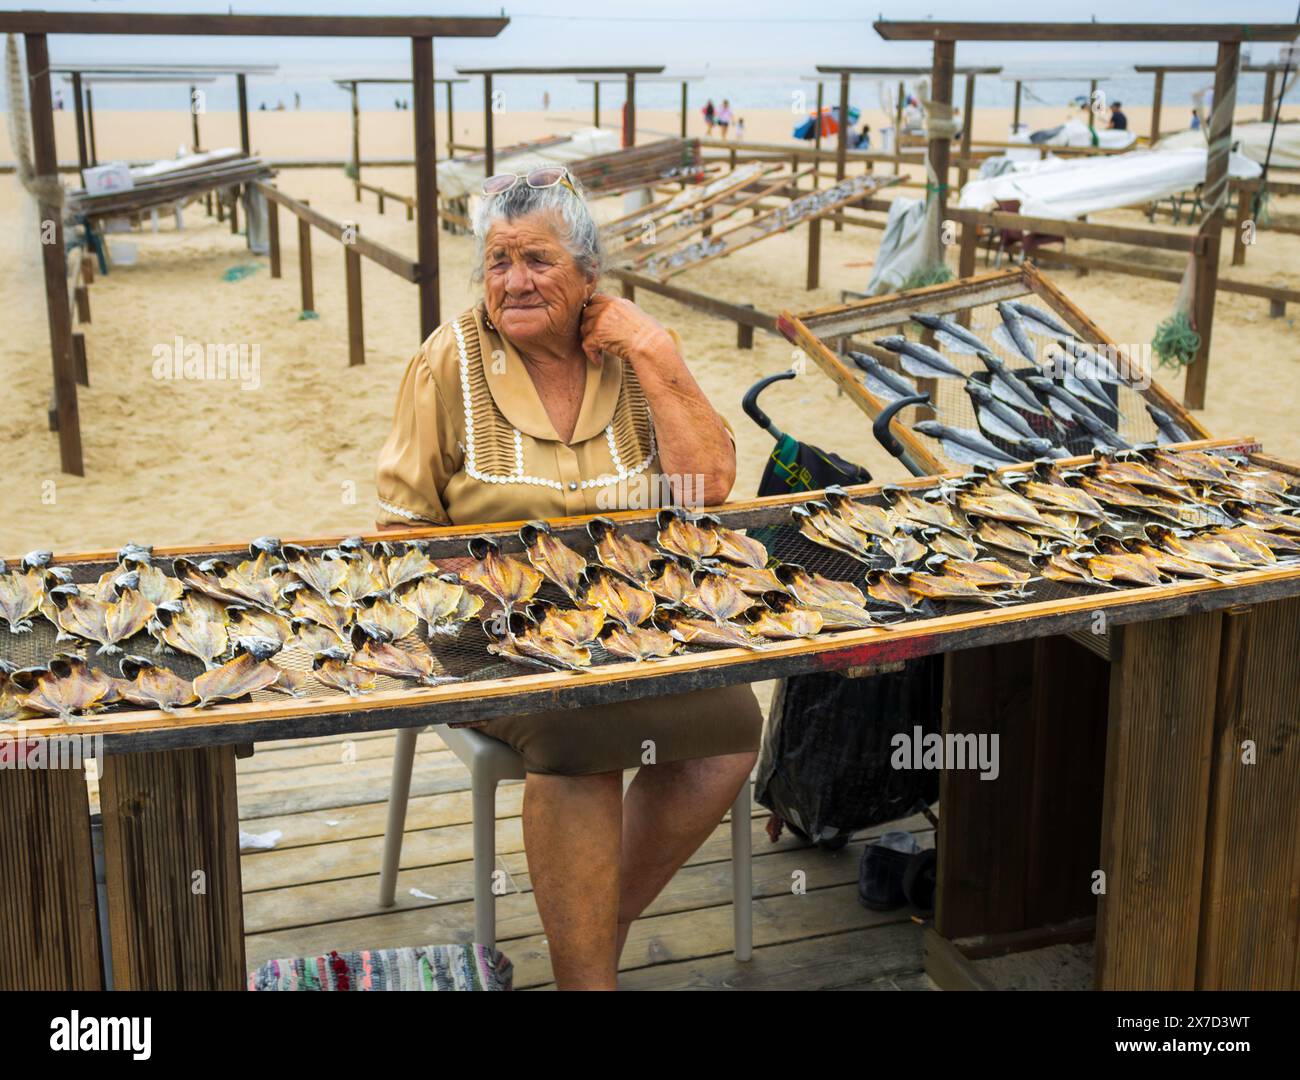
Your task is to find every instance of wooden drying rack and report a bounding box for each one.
[1,433,1290,755]
[779,265,1213,477]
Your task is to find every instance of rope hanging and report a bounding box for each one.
[4,32,66,209]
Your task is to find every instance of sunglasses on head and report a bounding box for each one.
[482,166,578,198]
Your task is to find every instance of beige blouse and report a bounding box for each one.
[376,304,711,528]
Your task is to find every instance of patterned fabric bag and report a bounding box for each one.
[248,944,512,991]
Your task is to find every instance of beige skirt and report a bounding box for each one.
[472,683,764,776]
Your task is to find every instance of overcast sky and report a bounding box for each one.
[6,0,1296,76]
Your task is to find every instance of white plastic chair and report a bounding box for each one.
[378,724,753,960]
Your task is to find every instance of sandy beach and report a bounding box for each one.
[2,104,1297,555]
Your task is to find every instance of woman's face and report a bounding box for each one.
[482,212,592,347]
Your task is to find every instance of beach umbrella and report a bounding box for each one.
[793,105,861,140]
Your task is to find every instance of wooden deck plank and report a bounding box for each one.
[236,747,457,795]
[611,922,927,991]
[237,730,447,773]
[236,754,474,817]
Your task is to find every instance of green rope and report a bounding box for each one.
[343,161,359,181]
[1152,311,1201,370]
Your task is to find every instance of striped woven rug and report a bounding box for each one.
[248,944,513,991]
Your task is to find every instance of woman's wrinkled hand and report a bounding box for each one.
[579,293,674,368]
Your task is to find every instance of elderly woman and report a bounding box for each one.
[375,166,762,990]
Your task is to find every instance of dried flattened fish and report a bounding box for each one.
[705,519,769,569]
[49,574,155,656]
[1221,500,1300,537]
[865,569,923,614]
[589,516,660,583]
[12,655,124,721]
[968,516,1041,558]
[775,564,876,629]
[286,585,354,645]
[653,606,766,651]
[149,592,230,668]
[349,625,457,686]
[924,527,982,563]
[0,661,41,724]
[375,540,440,592]
[520,520,589,602]
[281,545,350,599]
[355,595,420,642]
[395,574,485,637]
[598,621,680,661]
[742,592,824,640]
[928,555,1032,591]
[193,637,286,706]
[226,604,295,648]
[901,569,1015,607]
[118,655,198,712]
[525,599,607,645]
[656,508,720,567]
[646,555,695,604]
[792,502,877,563]
[0,562,46,633]
[463,537,544,615]
[334,552,387,609]
[312,647,379,696]
[1144,525,1250,572]
[581,564,657,630]
[825,486,901,540]
[725,563,787,595]
[484,613,592,672]
[686,569,757,625]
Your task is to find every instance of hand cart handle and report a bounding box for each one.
[742,370,797,442]
[872,392,930,459]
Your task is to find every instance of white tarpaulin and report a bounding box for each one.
[1159,121,1300,170]
[1024,119,1138,150]
[437,127,621,198]
[958,147,1262,219]
[865,196,930,296]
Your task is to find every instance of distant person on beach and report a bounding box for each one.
[294,92,300,110]
[543,90,550,111]
[1190,111,1201,130]
[702,99,715,135]
[736,117,745,141]
[717,99,733,138]
[1108,101,1128,131]
[854,123,871,149]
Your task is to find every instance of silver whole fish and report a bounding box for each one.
[977,351,1047,416]
[873,335,965,380]
[993,301,1038,363]
[913,420,1021,470]
[848,351,921,403]
[909,313,993,355]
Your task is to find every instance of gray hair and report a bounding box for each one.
[470,167,603,282]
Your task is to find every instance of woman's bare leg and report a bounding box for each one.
[615,751,757,957]
[521,770,623,990]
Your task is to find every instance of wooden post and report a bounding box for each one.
[1089,78,1098,107]
[806,216,821,290]
[680,80,688,138]
[1263,69,1276,123]
[895,79,905,175]
[298,201,314,312]
[483,73,495,178]
[445,79,455,159]
[267,197,281,278]
[190,84,201,152]
[737,305,755,349]
[813,81,824,190]
[593,81,600,128]
[349,81,361,191]
[377,191,385,215]
[930,39,957,243]
[72,331,88,386]
[237,72,250,155]
[621,279,635,301]
[957,72,976,190]
[958,219,978,283]
[101,747,246,990]
[0,765,101,989]
[624,72,637,148]
[1096,613,1222,989]
[1150,71,1164,143]
[1184,40,1239,411]
[346,226,364,366]
[834,72,849,231]
[229,186,239,234]
[1231,180,1249,267]
[26,33,83,476]
[74,285,90,324]
[86,87,98,165]
[1012,80,1021,133]
[71,72,89,177]
[413,37,441,338]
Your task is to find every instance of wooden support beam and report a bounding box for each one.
[0,763,101,989]
[1151,70,1164,143]
[894,80,905,175]
[624,72,637,148]
[1184,40,1240,411]
[229,184,239,234]
[72,331,88,386]
[835,72,849,231]
[71,71,89,175]
[413,36,441,338]
[957,72,975,189]
[593,80,600,129]
[483,73,495,177]
[1263,69,1277,123]
[929,39,956,247]
[297,200,314,312]
[680,80,688,139]
[1096,611,1222,989]
[445,79,455,159]
[349,81,360,188]
[190,84,201,152]
[74,285,90,324]
[101,746,245,989]
[86,87,97,165]
[237,72,250,155]
[26,33,83,476]
[806,216,822,290]
[1012,79,1021,131]
[267,197,281,277]
[346,226,365,365]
